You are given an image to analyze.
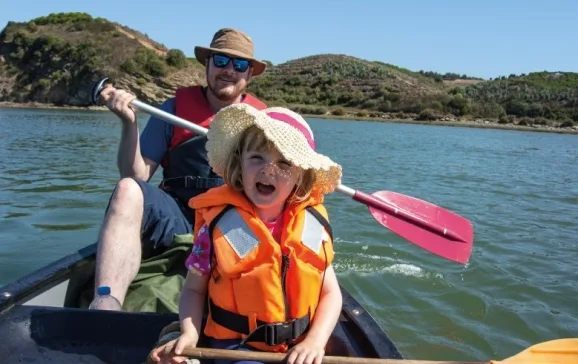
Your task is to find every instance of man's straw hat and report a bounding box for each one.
[194,28,267,76]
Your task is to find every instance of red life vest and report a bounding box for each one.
[162,86,268,167]
[158,86,267,205]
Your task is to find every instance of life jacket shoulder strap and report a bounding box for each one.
[242,94,268,110]
[174,86,214,128]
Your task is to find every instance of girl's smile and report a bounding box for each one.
[241,148,300,222]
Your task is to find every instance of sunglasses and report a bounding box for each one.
[212,54,251,73]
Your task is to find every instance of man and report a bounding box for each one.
[90,28,268,310]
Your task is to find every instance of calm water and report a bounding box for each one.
[1,107,577,361]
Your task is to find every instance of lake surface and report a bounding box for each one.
[1,107,577,361]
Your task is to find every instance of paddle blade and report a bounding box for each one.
[491,338,578,364]
[356,190,473,264]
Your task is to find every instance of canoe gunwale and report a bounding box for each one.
[340,288,403,359]
[0,243,98,313]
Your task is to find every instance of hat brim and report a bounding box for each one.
[206,104,342,194]
[194,46,267,76]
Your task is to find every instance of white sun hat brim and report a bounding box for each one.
[206,103,342,194]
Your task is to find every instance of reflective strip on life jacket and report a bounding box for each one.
[216,208,259,259]
[302,210,326,255]
[216,208,327,259]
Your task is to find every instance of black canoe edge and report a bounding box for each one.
[0,243,98,312]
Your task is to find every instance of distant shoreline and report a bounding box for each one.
[1,101,577,135]
[303,113,578,135]
[0,101,108,112]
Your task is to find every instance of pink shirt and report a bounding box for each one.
[185,216,282,276]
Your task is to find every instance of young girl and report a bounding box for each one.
[150,104,343,364]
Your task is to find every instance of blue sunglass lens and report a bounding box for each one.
[213,55,230,67]
[213,54,250,72]
[233,59,249,72]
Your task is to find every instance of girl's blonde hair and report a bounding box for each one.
[222,125,316,203]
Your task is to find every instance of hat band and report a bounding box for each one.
[266,112,316,149]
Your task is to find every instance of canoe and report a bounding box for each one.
[0,243,404,363]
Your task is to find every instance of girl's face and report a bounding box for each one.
[241,146,301,222]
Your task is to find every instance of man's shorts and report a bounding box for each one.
[131,178,193,249]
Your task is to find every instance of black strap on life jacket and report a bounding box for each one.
[160,176,224,190]
[209,298,311,346]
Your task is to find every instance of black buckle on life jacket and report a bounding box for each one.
[209,299,310,346]
[262,319,310,346]
[160,176,224,190]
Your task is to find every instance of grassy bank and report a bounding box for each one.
[0,101,108,111]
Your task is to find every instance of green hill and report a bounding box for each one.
[249,57,577,128]
[248,54,445,113]
[0,12,576,129]
[0,12,205,106]
[247,54,482,120]
[459,72,578,124]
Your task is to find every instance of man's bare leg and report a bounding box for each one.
[91,178,144,309]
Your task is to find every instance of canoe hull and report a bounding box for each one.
[0,244,403,363]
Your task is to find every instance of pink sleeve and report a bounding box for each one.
[185,224,212,276]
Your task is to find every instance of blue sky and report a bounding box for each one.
[1,0,576,80]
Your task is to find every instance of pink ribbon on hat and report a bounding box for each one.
[266,112,316,149]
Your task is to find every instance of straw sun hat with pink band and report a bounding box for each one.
[206,104,343,194]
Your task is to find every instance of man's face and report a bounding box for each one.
[206,53,253,102]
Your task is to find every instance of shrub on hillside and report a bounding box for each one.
[418,109,438,121]
[132,47,167,77]
[166,49,188,69]
[32,12,94,25]
[331,108,346,116]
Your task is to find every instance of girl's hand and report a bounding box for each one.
[149,333,198,364]
[284,339,326,364]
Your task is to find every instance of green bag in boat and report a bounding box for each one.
[78,233,193,314]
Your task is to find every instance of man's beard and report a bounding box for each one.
[207,77,246,102]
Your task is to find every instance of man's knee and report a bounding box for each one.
[107,178,145,214]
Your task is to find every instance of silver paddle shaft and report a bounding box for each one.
[131,100,209,136]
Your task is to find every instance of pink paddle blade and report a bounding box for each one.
[352,190,474,264]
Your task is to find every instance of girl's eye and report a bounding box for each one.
[279,160,292,167]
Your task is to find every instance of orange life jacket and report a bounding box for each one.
[188,185,335,353]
